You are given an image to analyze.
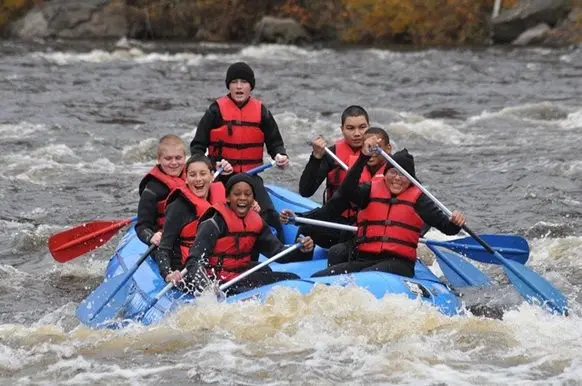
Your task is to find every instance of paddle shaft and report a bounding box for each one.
[246,160,276,175]
[89,244,156,320]
[290,215,470,249]
[155,268,188,300]
[213,167,224,179]
[374,148,565,314]
[324,147,349,170]
[219,242,302,291]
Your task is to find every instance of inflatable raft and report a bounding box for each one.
[77,185,462,328]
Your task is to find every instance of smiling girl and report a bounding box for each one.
[177,174,314,294]
[154,155,226,283]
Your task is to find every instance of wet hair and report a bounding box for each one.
[157,134,185,157]
[341,105,370,126]
[185,154,213,172]
[365,126,390,145]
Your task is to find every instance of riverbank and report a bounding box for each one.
[1,0,581,46]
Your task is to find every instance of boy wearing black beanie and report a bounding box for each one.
[190,61,288,242]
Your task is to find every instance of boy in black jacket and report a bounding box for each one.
[190,62,288,241]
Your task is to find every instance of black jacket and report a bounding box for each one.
[155,195,199,278]
[135,179,170,245]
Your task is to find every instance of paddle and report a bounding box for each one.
[135,241,303,324]
[244,159,276,175]
[287,216,490,287]
[425,235,529,265]
[320,148,529,264]
[375,147,567,314]
[424,243,491,287]
[76,244,157,326]
[49,216,137,263]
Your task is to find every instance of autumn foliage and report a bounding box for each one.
[3,0,564,45]
[0,0,38,33]
[340,0,519,44]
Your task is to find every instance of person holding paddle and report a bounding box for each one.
[299,105,369,201]
[281,127,393,259]
[312,137,466,278]
[174,174,314,295]
[190,61,289,242]
[155,155,228,283]
[136,135,188,247]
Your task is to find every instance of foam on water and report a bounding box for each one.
[238,44,326,62]
[366,48,435,60]
[0,122,48,139]
[28,43,323,67]
[386,112,473,145]
[0,279,580,383]
[31,48,205,65]
[49,255,110,281]
[561,109,582,130]
[470,102,573,123]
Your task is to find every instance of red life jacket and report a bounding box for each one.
[208,96,265,173]
[355,179,424,261]
[138,165,186,228]
[206,202,263,282]
[325,139,360,201]
[165,182,226,264]
[339,157,388,224]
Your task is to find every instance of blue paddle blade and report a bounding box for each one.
[427,234,529,265]
[427,244,491,288]
[502,258,568,315]
[76,272,135,327]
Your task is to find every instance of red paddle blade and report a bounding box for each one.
[49,218,132,263]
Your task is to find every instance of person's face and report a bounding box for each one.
[384,168,411,195]
[228,79,252,104]
[366,134,392,167]
[186,161,213,199]
[158,145,185,176]
[227,182,254,218]
[341,115,368,148]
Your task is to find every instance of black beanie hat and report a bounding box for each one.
[225,62,255,90]
[225,174,256,197]
[385,148,416,179]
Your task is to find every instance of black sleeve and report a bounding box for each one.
[254,219,310,263]
[190,102,221,157]
[415,194,462,235]
[184,211,226,272]
[155,197,196,278]
[298,146,336,197]
[135,180,169,245]
[337,153,372,209]
[261,105,287,158]
[300,189,351,221]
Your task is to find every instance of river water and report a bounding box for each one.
[0,39,581,384]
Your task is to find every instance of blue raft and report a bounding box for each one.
[80,185,462,327]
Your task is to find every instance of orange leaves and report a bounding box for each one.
[341,0,495,44]
[280,0,311,25]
